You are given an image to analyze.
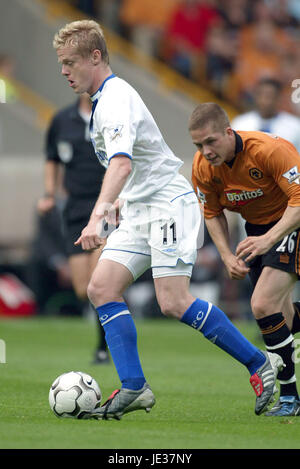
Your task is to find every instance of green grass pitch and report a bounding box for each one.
[0,315,299,449]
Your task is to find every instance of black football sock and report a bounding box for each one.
[257,313,298,398]
[291,302,300,334]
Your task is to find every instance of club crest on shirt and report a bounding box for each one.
[282,166,300,184]
[107,124,124,141]
[249,167,263,180]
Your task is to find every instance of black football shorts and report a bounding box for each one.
[244,220,300,288]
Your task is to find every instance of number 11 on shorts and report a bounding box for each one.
[161,222,177,245]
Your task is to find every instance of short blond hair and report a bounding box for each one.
[53,20,109,64]
[189,103,230,133]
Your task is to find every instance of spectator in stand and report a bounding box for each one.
[217,0,252,31]
[264,0,300,28]
[231,77,300,152]
[118,0,179,57]
[204,0,253,97]
[205,21,238,97]
[225,1,295,109]
[277,49,300,117]
[258,0,300,117]
[159,0,221,79]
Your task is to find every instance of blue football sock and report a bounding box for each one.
[96,301,146,390]
[180,299,265,375]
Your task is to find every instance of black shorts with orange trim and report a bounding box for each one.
[244,220,300,288]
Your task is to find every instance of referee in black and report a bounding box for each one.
[38,93,109,364]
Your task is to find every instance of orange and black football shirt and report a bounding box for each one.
[192,131,300,224]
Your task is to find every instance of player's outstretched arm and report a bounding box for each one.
[205,213,249,280]
[75,155,131,250]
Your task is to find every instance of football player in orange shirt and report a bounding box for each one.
[190,102,300,416]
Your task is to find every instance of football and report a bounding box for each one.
[49,371,102,419]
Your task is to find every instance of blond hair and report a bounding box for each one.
[189,103,230,133]
[53,20,109,64]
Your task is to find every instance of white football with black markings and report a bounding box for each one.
[49,371,101,419]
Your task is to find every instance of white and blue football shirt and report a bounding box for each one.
[89,74,184,202]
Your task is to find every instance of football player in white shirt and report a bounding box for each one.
[53,20,283,419]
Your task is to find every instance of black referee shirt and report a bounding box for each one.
[45,99,105,199]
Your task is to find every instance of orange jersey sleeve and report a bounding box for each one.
[192,131,300,224]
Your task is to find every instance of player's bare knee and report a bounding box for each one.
[160,304,181,319]
[251,295,273,319]
[158,299,183,319]
[87,277,123,307]
[87,278,106,306]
